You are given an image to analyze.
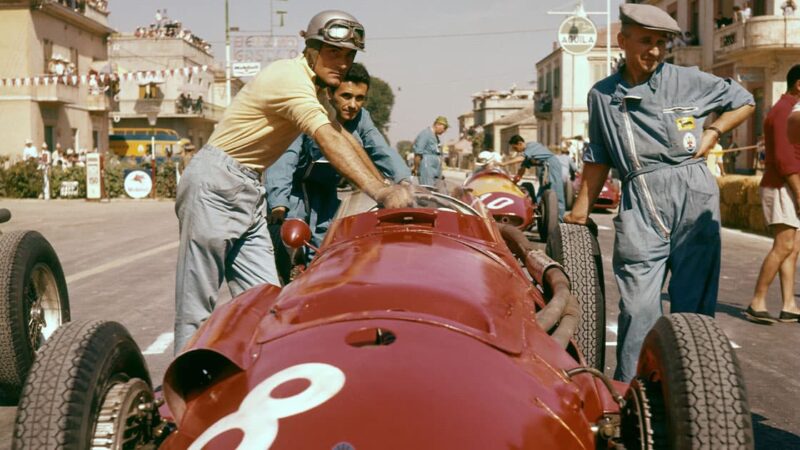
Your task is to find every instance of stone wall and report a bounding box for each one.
[718,175,767,235]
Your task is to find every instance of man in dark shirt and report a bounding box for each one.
[746,65,800,324]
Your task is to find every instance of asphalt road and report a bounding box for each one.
[0,190,798,448]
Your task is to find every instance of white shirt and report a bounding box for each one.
[23,145,38,160]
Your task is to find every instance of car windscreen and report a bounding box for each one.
[334,187,483,221]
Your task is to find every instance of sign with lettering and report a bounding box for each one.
[59,181,79,198]
[232,62,262,77]
[124,169,152,199]
[86,153,102,199]
[557,16,597,55]
[231,33,302,73]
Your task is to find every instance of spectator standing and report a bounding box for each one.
[566,4,754,382]
[783,0,797,16]
[745,65,800,324]
[412,116,448,187]
[22,139,38,161]
[194,95,204,114]
[741,2,752,21]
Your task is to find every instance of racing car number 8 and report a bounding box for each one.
[189,363,346,449]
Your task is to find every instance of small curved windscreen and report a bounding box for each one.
[334,186,482,221]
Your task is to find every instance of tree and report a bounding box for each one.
[364,76,394,138]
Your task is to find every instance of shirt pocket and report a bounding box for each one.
[662,106,701,155]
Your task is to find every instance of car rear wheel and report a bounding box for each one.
[13,320,156,449]
[620,314,754,449]
[0,230,70,405]
[537,189,558,243]
[546,223,605,370]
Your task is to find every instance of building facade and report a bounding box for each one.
[109,31,237,150]
[534,24,621,152]
[635,0,800,172]
[0,0,113,158]
[469,87,536,154]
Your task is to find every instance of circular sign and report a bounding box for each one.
[124,170,152,199]
[558,15,598,55]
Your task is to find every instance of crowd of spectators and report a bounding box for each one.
[133,10,213,55]
[715,1,796,29]
[54,0,107,13]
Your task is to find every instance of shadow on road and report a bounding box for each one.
[753,413,800,449]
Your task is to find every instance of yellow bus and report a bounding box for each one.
[109,128,182,158]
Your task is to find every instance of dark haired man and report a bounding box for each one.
[502,135,565,218]
[173,10,412,354]
[746,65,800,324]
[566,4,754,381]
[265,62,410,282]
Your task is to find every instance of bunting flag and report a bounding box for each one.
[0,65,210,89]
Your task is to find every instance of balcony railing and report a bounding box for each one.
[534,92,552,118]
[114,98,224,122]
[666,46,703,68]
[714,16,800,59]
[85,93,110,111]
[33,83,80,104]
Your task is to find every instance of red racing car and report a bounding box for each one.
[464,167,559,241]
[570,172,621,211]
[12,190,753,449]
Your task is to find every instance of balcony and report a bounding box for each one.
[114,99,224,123]
[33,83,79,104]
[714,16,800,60]
[666,46,703,68]
[533,92,552,119]
[85,93,110,111]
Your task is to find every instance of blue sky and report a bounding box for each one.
[108,0,626,144]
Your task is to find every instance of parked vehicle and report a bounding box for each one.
[0,208,70,405]
[12,190,753,449]
[571,172,621,211]
[109,127,182,158]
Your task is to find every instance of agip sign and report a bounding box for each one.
[557,16,597,55]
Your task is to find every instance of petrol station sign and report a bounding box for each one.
[557,15,598,55]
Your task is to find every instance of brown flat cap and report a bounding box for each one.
[620,4,681,34]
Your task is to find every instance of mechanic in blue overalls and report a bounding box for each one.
[266,63,411,283]
[503,135,566,218]
[566,4,755,382]
[412,116,448,187]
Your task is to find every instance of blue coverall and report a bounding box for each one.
[413,127,442,186]
[265,108,410,271]
[584,62,754,381]
[521,142,565,218]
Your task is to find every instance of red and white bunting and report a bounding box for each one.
[0,65,215,90]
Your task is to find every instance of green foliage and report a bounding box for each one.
[396,140,413,159]
[0,156,181,199]
[364,76,395,137]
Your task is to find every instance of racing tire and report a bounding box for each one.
[13,320,155,449]
[546,223,605,370]
[537,189,559,243]
[0,230,70,405]
[564,180,574,211]
[621,314,753,450]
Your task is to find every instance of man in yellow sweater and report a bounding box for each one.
[173,10,412,354]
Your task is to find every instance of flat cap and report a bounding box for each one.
[620,4,681,34]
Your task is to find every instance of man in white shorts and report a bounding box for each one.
[746,64,800,324]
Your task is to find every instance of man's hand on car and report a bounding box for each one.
[268,206,287,224]
[375,184,414,209]
[512,175,521,183]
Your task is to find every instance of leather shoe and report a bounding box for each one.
[778,310,800,323]
[744,306,777,325]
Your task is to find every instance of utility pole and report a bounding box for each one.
[225,0,231,106]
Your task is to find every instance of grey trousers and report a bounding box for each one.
[174,145,279,354]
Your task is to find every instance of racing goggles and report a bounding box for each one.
[319,19,365,49]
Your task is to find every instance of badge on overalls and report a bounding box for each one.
[683,132,697,152]
[675,116,695,131]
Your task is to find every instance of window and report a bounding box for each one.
[546,70,552,96]
[553,67,561,99]
[43,40,53,72]
[591,62,606,86]
[139,84,161,99]
[70,47,79,75]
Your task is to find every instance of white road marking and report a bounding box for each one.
[597,225,611,231]
[606,323,618,335]
[142,332,174,355]
[65,241,179,285]
[730,340,741,349]
[606,342,617,347]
